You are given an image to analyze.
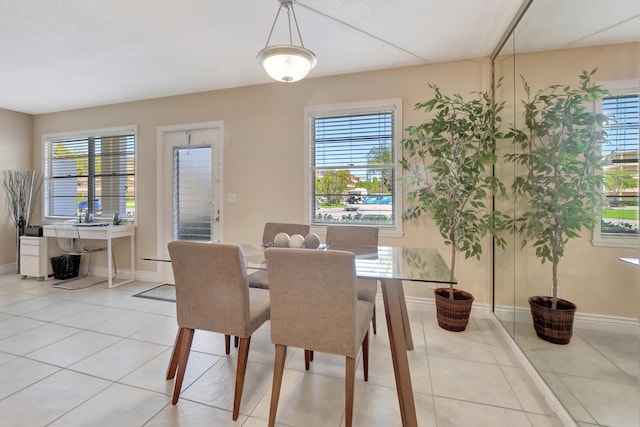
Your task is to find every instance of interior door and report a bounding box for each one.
[157,122,222,283]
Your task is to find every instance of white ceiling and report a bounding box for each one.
[1,0,638,115]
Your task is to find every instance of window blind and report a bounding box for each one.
[603,95,639,161]
[44,129,135,219]
[172,146,212,241]
[314,112,393,171]
[601,94,639,236]
[311,111,396,226]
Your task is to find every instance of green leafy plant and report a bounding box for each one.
[505,69,607,309]
[401,84,507,297]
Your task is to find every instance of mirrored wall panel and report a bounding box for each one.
[492,1,640,426]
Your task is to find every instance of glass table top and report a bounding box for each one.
[143,243,456,284]
[245,244,456,284]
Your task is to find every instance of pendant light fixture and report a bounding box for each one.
[257,0,317,83]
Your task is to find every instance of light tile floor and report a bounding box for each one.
[510,318,639,427]
[0,274,565,427]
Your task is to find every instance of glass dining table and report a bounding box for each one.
[144,243,455,427]
[250,244,454,427]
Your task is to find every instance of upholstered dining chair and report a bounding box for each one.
[326,225,379,334]
[247,222,310,289]
[166,241,270,420]
[264,248,372,427]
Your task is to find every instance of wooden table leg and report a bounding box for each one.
[380,278,417,427]
[396,281,414,351]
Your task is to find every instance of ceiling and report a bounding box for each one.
[1,0,638,115]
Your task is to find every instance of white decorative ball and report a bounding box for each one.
[289,234,305,248]
[303,232,321,249]
[274,232,290,247]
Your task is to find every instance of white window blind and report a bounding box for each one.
[43,127,136,220]
[172,146,212,241]
[311,109,397,227]
[601,94,639,237]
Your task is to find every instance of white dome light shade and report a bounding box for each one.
[258,0,317,83]
[257,45,317,83]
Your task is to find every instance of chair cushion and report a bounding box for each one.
[248,270,269,289]
[357,279,377,304]
[247,287,271,335]
[354,300,374,354]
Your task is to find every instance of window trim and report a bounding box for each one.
[42,124,137,223]
[304,98,403,238]
[592,79,639,248]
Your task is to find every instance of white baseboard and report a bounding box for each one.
[402,295,494,319]
[491,315,579,427]
[0,263,17,276]
[133,270,161,283]
[87,266,164,285]
[494,303,638,334]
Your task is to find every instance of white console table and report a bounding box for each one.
[43,223,136,288]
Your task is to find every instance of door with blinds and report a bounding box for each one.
[157,122,222,283]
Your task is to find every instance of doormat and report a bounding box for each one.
[132,283,176,302]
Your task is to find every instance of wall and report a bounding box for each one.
[494,42,640,318]
[31,58,495,302]
[0,108,33,268]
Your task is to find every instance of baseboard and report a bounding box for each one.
[133,270,161,283]
[495,303,638,334]
[0,263,17,276]
[491,315,579,427]
[402,295,494,319]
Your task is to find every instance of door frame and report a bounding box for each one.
[156,121,223,281]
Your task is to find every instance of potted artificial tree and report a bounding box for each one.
[505,69,607,344]
[401,84,507,331]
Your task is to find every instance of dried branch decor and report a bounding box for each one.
[3,170,42,272]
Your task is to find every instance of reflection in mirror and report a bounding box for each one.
[492,1,639,426]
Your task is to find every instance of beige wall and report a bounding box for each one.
[494,42,640,318]
[30,58,492,301]
[0,109,33,266]
[3,42,636,318]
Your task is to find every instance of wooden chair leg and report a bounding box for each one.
[372,304,377,334]
[233,337,251,420]
[304,349,311,370]
[269,344,287,427]
[166,328,184,380]
[362,331,369,381]
[172,328,195,404]
[345,356,356,427]
[310,350,314,361]
[225,334,231,355]
[234,336,239,348]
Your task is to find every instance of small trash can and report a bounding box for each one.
[50,255,81,280]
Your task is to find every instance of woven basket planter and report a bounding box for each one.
[434,288,474,332]
[529,296,577,345]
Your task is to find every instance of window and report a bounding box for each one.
[173,145,212,241]
[43,126,136,221]
[305,99,402,235]
[594,82,639,247]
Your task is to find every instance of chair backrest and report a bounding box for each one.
[326,225,378,247]
[168,241,251,336]
[262,222,310,245]
[265,248,361,357]
[53,222,106,254]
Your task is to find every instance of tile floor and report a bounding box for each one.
[510,318,639,427]
[0,274,566,427]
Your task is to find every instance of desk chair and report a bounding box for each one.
[166,241,270,420]
[326,225,379,334]
[265,248,372,427]
[52,223,114,289]
[247,222,310,289]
